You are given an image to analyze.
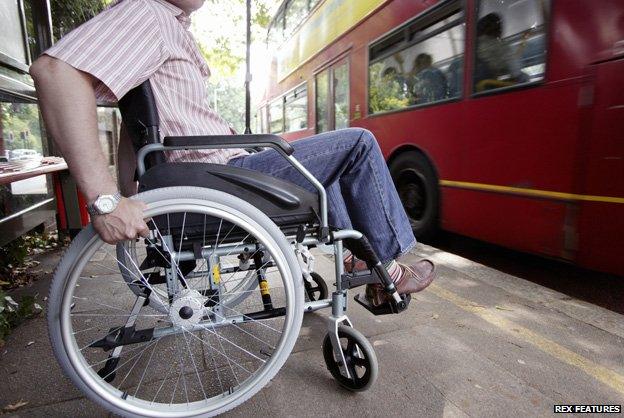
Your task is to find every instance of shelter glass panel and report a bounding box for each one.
[0,98,50,219]
[0,0,27,64]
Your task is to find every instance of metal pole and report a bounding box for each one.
[244,0,252,134]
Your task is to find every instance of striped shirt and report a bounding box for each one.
[44,0,247,164]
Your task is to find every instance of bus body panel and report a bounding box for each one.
[442,188,570,258]
[262,0,624,275]
[576,57,624,274]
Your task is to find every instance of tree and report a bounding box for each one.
[0,103,43,153]
[50,0,112,40]
[194,0,273,78]
[193,0,279,130]
[47,0,278,132]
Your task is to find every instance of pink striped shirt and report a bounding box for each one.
[44,0,247,164]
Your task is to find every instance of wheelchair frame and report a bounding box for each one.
[47,80,414,417]
[133,138,409,382]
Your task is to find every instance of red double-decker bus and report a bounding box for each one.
[256,0,624,276]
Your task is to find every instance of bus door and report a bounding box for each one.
[576,57,624,275]
[315,58,349,133]
[456,0,577,259]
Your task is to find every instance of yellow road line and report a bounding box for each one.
[428,283,624,396]
[439,180,624,204]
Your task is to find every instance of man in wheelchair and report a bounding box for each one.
[31,0,435,306]
[29,0,437,415]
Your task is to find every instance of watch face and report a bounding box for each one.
[96,197,115,213]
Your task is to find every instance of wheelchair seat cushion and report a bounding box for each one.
[138,162,320,230]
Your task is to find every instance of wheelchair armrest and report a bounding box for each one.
[163,134,294,156]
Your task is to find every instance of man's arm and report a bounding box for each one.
[30,55,148,244]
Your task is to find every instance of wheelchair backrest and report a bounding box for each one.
[118,80,165,168]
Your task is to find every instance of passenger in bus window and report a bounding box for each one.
[31,0,436,307]
[382,67,407,100]
[474,13,529,91]
[410,53,447,104]
[395,52,447,105]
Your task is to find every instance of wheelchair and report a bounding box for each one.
[47,80,411,417]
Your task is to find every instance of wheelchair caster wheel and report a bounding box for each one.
[304,272,328,301]
[322,325,378,391]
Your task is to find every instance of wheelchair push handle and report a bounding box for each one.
[163,134,295,156]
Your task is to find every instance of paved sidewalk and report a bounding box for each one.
[1,243,623,417]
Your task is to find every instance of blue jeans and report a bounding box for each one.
[227,128,416,263]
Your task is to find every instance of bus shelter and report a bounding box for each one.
[0,0,120,245]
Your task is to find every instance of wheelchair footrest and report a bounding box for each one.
[353,293,411,315]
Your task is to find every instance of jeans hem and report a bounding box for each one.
[380,237,418,264]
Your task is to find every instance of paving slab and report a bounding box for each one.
[1,243,623,417]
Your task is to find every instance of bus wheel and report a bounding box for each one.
[390,151,438,240]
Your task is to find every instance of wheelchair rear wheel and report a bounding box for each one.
[48,186,304,417]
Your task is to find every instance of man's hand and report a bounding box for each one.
[91,198,150,244]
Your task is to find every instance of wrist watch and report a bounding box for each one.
[87,192,122,216]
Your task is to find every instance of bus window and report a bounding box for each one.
[334,62,349,130]
[473,0,549,93]
[316,59,350,133]
[259,106,267,134]
[315,69,330,133]
[268,10,285,46]
[308,0,320,12]
[269,99,284,134]
[285,83,308,132]
[286,0,307,36]
[369,10,465,114]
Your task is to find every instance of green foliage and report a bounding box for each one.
[0,232,62,289]
[0,241,28,276]
[50,0,113,40]
[0,233,58,344]
[193,0,275,79]
[0,103,43,153]
[208,79,246,133]
[0,291,41,345]
[197,40,245,81]
[193,0,280,129]
[252,2,272,28]
[368,63,410,114]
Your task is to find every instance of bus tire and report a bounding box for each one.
[390,151,439,240]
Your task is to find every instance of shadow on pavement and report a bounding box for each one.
[426,232,624,315]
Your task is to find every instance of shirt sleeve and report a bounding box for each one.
[44,0,168,102]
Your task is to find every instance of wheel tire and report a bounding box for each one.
[304,272,328,302]
[390,151,439,240]
[47,186,304,418]
[322,325,378,392]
